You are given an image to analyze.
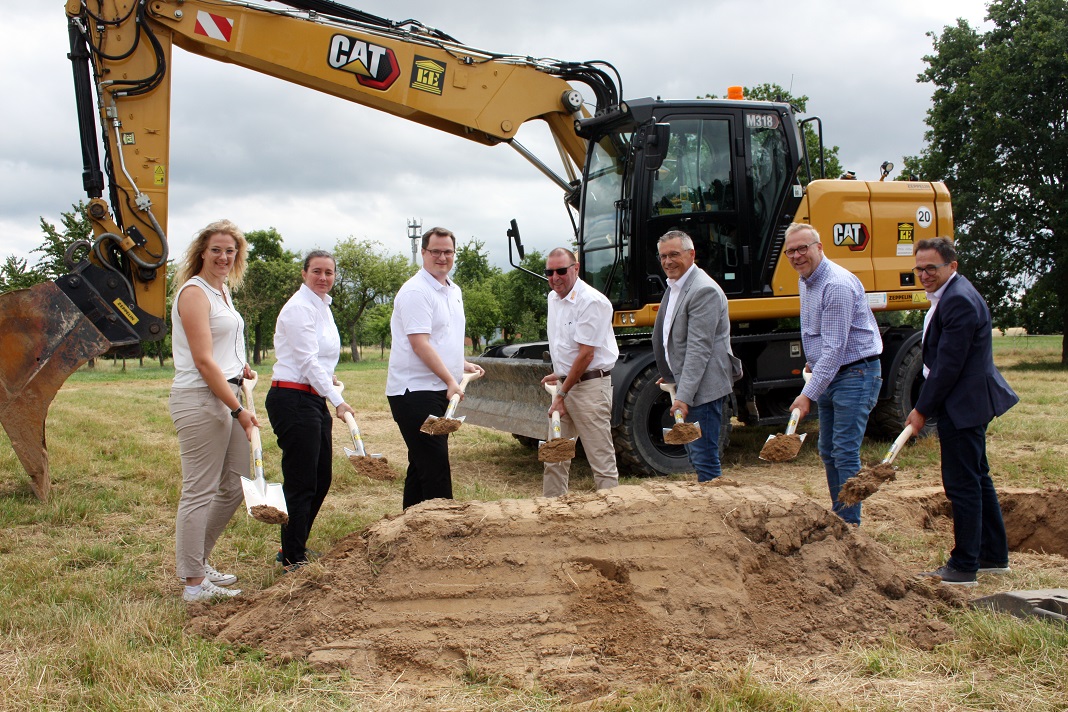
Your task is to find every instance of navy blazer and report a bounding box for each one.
[914,274,1018,429]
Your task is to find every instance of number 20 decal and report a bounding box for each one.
[916,206,933,228]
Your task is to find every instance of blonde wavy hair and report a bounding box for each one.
[173,219,249,291]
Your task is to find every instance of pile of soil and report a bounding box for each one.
[758,433,804,462]
[249,505,288,525]
[663,422,701,445]
[421,417,462,435]
[192,481,958,699]
[538,437,576,462]
[839,463,898,506]
[347,455,395,481]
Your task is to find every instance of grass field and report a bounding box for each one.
[0,335,1065,710]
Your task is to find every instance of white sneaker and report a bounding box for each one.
[176,563,238,586]
[204,563,238,586]
[183,579,242,602]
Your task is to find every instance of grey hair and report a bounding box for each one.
[658,230,694,250]
[784,223,821,242]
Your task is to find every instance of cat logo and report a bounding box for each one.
[832,223,869,251]
[411,56,445,95]
[327,34,400,90]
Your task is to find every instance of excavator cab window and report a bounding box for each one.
[581,133,631,304]
[644,117,742,296]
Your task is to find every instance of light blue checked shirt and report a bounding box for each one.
[798,257,882,400]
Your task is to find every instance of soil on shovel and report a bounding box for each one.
[249,505,288,525]
[537,437,576,463]
[759,433,804,462]
[420,417,462,435]
[839,463,898,507]
[191,481,958,701]
[348,455,395,481]
[663,422,701,445]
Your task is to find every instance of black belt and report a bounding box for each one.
[227,376,243,386]
[838,356,879,374]
[579,368,612,381]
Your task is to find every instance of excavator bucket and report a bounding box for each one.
[0,283,110,500]
[463,356,554,441]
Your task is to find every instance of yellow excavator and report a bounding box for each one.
[0,0,949,498]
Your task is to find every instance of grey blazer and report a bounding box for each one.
[652,268,741,407]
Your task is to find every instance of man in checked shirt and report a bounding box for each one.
[784,223,883,525]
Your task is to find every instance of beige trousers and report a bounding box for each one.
[170,384,247,579]
[543,376,619,497]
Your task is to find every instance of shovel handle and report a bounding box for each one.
[343,412,367,457]
[785,408,801,435]
[880,424,915,465]
[444,370,482,419]
[249,424,265,481]
[659,382,686,421]
[550,410,563,439]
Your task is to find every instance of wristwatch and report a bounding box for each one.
[557,390,568,399]
[231,405,244,419]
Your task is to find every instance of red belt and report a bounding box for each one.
[271,380,320,396]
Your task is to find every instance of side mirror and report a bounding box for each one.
[643,123,671,172]
[506,218,524,260]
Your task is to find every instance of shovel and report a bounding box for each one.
[342,411,395,480]
[537,383,576,463]
[659,382,701,445]
[239,373,289,525]
[420,370,482,435]
[839,424,914,506]
[758,407,807,462]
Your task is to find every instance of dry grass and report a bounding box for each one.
[0,337,1065,710]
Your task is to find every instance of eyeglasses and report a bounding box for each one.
[424,249,455,259]
[544,264,576,277]
[656,250,689,262]
[784,240,819,258]
[913,263,950,276]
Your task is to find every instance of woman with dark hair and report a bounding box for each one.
[170,219,257,602]
[266,250,355,570]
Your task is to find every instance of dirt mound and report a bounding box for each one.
[190,481,956,699]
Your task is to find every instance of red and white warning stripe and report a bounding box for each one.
[194,10,234,42]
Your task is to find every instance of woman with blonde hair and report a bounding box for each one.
[170,219,257,602]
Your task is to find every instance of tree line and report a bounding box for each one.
[0,203,553,364]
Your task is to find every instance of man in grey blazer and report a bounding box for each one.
[652,230,741,480]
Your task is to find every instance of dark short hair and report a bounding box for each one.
[303,249,335,271]
[421,227,456,250]
[915,237,957,263]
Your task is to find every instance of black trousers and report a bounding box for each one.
[387,389,451,509]
[938,411,1009,572]
[265,386,332,566]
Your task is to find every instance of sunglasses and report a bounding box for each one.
[544,265,576,277]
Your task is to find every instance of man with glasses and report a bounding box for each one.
[387,227,484,509]
[652,230,741,481]
[906,237,1018,586]
[784,223,883,525]
[541,247,619,496]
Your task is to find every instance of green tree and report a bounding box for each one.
[704,83,843,182]
[0,255,41,293]
[453,238,504,352]
[333,239,415,360]
[363,302,393,358]
[35,201,93,280]
[907,0,1068,362]
[492,251,548,343]
[235,228,301,364]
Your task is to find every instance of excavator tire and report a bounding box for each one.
[868,341,932,439]
[615,363,690,475]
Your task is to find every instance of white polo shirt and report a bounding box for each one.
[547,278,618,377]
[386,268,466,396]
[272,283,344,407]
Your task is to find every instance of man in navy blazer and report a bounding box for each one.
[906,237,1019,586]
[652,230,741,480]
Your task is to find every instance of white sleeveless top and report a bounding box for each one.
[171,276,246,389]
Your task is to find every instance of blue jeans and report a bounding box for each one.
[685,396,725,482]
[817,361,881,524]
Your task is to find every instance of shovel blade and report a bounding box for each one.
[241,474,268,513]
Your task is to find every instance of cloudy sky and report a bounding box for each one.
[1,1,990,271]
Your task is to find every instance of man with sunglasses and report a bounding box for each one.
[906,237,1018,586]
[387,226,484,509]
[652,230,741,481]
[784,223,883,525]
[541,247,619,496]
